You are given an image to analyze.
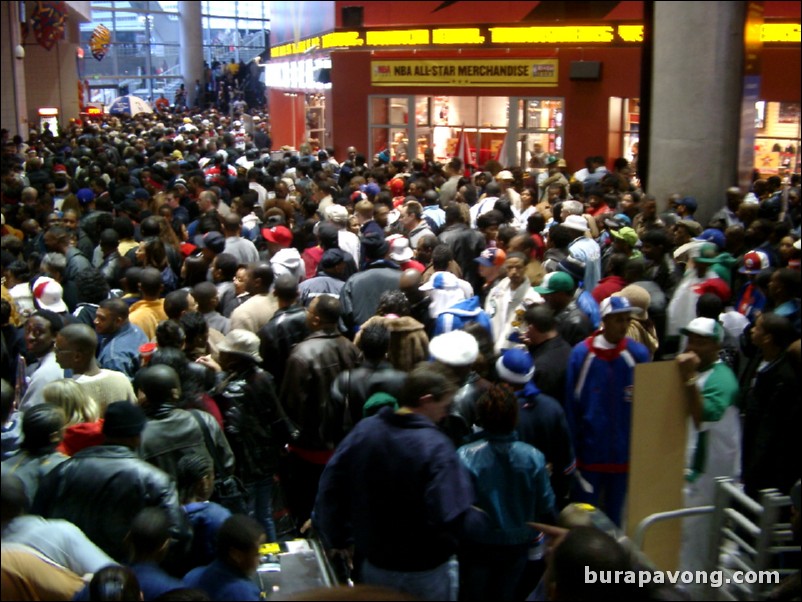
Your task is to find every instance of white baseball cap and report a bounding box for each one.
[32,277,67,313]
[680,317,724,343]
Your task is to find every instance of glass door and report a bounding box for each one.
[509,97,565,170]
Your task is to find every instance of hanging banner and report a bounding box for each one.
[90,24,112,61]
[31,1,67,51]
[371,59,558,87]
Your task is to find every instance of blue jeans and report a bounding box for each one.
[362,557,458,601]
[246,476,277,542]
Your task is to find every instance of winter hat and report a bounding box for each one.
[495,348,535,384]
[103,401,147,438]
[363,392,399,417]
[429,330,479,367]
[557,256,586,283]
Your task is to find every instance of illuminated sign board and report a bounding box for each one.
[271,23,799,58]
[432,28,485,45]
[489,25,615,44]
[371,59,558,87]
[366,29,429,46]
[761,23,801,42]
[86,106,103,115]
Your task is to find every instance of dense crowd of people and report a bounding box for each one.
[0,108,800,601]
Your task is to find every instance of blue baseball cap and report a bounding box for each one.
[600,296,643,319]
[694,228,726,250]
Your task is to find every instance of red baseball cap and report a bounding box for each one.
[261,225,293,248]
[693,277,731,303]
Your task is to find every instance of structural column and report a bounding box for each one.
[178,0,204,106]
[647,1,746,226]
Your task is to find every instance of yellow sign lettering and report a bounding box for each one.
[760,23,801,43]
[432,28,485,45]
[366,30,430,46]
[489,26,614,44]
[372,59,558,87]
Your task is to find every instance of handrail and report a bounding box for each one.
[632,506,714,550]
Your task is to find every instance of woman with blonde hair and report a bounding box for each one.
[42,379,103,456]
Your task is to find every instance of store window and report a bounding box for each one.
[754,101,801,176]
[79,2,180,103]
[369,96,410,162]
[513,98,564,169]
[78,1,270,104]
[608,97,639,175]
[371,95,565,169]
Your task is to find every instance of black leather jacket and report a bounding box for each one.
[281,329,362,450]
[258,304,310,388]
[438,224,486,293]
[140,405,235,482]
[33,444,183,562]
[330,360,407,430]
[555,301,594,347]
[214,365,282,479]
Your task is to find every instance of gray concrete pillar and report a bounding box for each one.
[179,0,204,106]
[648,1,746,227]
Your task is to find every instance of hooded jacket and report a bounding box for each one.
[433,296,493,338]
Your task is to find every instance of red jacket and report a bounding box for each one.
[591,275,627,304]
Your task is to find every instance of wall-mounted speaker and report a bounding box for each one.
[342,7,364,28]
[314,68,332,84]
[569,61,602,80]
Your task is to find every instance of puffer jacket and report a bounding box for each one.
[33,444,183,562]
[281,329,362,450]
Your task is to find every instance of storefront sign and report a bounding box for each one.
[371,59,558,87]
[273,23,799,58]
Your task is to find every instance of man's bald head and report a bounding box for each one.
[223,213,242,234]
[59,323,98,356]
[134,365,181,409]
